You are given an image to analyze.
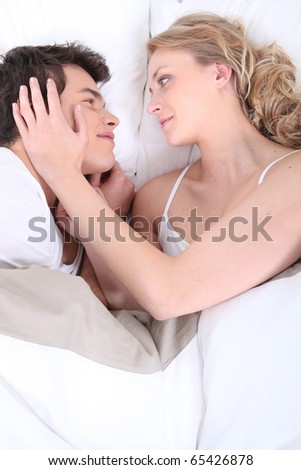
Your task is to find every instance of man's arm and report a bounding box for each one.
[78,251,109,307]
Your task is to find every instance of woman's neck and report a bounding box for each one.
[195,114,289,186]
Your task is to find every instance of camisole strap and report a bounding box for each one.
[257,149,301,185]
[162,165,192,217]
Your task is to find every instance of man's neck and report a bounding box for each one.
[8,141,57,207]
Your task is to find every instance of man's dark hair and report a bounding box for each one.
[0,42,110,146]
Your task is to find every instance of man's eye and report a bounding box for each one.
[84,98,94,105]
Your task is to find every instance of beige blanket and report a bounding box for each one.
[0,265,199,373]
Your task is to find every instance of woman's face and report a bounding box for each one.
[147,48,221,147]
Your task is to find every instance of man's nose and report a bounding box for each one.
[103,111,119,128]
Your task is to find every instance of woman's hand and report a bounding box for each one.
[12,77,88,185]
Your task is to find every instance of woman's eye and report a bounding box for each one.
[158,77,169,87]
[84,98,94,105]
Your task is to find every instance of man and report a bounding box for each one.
[0,42,134,304]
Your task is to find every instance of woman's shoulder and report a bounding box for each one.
[141,167,187,190]
[258,148,301,187]
[135,168,186,200]
[132,168,187,219]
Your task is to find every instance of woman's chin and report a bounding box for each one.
[165,135,190,147]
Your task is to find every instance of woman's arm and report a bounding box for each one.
[13,78,301,319]
[83,164,144,311]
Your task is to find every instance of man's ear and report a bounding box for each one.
[214,63,232,87]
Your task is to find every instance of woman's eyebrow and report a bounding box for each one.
[151,66,168,82]
[148,66,169,93]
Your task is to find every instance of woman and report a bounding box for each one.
[13,12,301,319]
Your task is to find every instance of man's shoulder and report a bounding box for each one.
[0,147,45,201]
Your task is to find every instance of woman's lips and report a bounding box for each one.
[159,116,173,128]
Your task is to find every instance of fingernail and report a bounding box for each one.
[19,85,26,92]
[29,77,37,84]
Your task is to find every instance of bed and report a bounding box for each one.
[0,0,300,450]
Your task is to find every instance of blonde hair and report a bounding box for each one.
[147,12,301,148]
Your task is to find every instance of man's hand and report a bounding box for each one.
[90,162,135,217]
[55,160,135,239]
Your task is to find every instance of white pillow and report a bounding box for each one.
[0,0,150,177]
[150,0,301,70]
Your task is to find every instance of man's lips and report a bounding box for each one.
[159,116,173,128]
[98,132,115,143]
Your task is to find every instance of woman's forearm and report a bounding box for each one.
[84,242,145,311]
[53,172,179,319]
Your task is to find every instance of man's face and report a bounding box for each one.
[60,64,119,175]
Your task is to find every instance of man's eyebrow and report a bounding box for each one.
[80,87,103,100]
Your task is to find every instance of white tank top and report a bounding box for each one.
[158,166,191,257]
[159,149,301,256]
[257,149,300,185]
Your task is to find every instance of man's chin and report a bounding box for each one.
[81,156,115,176]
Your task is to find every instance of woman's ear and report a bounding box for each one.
[214,63,232,87]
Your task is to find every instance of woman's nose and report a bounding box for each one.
[147,96,162,115]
